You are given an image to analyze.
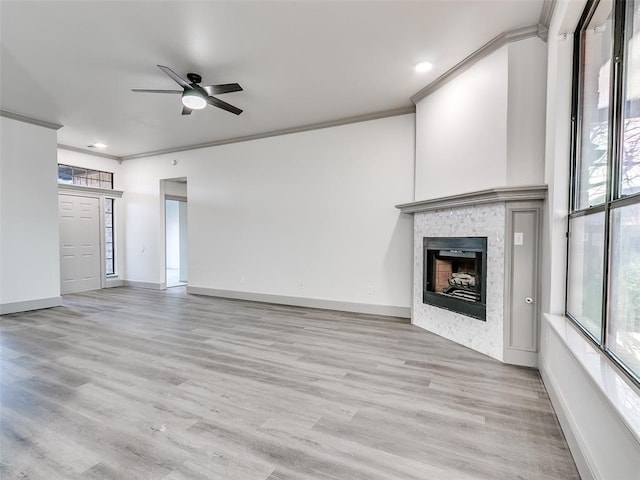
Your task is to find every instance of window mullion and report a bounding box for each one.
[610,0,627,202]
[602,0,628,349]
[569,31,583,214]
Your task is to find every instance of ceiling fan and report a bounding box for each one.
[132,65,243,116]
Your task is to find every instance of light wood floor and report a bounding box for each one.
[0,287,579,480]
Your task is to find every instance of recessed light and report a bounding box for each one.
[88,142,107,149]
[415,61,433,73]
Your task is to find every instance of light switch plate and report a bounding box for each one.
[514,232,524,245]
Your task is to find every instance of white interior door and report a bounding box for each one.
[59,195,101,294]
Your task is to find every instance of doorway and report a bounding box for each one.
[164,182,188,287]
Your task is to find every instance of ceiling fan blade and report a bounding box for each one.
[131,89,182,94]
[207,96,243,115]
[202,83,243,95]
[157,65,191,89]
[181,106,193,116]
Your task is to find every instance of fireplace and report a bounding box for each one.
[423,237,487,320]
[397,186,547,363]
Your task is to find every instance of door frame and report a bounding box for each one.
[159,178,187,290]
[164,195,188,288]
[58,184,123,289]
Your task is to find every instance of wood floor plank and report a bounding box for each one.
[0,287,580,479]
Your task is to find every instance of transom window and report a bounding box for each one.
[58,164,113,190]
[568,0,640,384]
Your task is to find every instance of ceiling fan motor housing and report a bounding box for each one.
[187,73,202,84]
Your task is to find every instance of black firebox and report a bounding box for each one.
[423,237,487,321]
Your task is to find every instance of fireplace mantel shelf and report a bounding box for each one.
[396,185,548,214]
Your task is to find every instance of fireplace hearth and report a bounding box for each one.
[423,237,487,320]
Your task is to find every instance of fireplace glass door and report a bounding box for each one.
[423,237,487,320]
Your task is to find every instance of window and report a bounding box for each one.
[105,198,115,275]
[569,0,640,383]
[58,164,113,190]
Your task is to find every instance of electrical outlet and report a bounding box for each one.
[367,285,374,295]
[299,281,305,289]
[240,276,245,284]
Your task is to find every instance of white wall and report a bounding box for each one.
[0,117,61,313]
[121,114,415,314]
[539,2,640,479]
[506,37,547,186]
[414,37,547,201]
[415,47,508,200]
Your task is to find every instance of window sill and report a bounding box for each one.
[544,313,640,443]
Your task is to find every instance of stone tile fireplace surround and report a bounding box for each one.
[397,185,547,366]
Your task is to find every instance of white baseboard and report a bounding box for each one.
[0,296,62,315]
[186,286,411,318]
[503,347,538,368]
[123,280,165,290]
[539,358,596,480]
[105,277,123,288]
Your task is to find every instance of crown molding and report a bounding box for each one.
[0,110,63,130]
[58,144,123,161]
[410,24,543,105]
[539,0,557,29]
[120,106,415,161]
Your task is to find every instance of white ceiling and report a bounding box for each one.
[0,0,546,158]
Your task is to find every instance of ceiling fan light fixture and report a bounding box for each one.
[181,90,207,110]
